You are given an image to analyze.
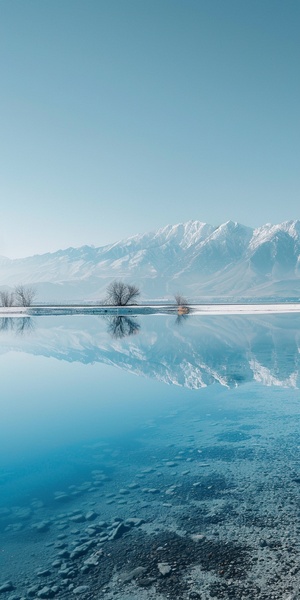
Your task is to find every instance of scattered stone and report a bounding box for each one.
[165,487,177,495]
[36,569,51,577]
[86,527,98,536]
[57,549,70,558]
[0,581,15,593]
[190,534,205,542]
[54,493,70,502]
[32,520,51,532]
[55,541,67,548]
[110,522,131,540]
[37,586,56,598]
[69,513,86,523]
[73,585,89,594]
[98,520,107,528]
[119,566,146,584]
[139,578,156,587]
[31,499,44,509]
[84,551,102,567]
[70,543,91,559]
[14,507,32,520]
[158,562,172,576]
[85,510,97,521]
[125,518,145,527]
[5,523,23,532]
[27,585,39,596]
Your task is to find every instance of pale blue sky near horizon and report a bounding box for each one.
[0,0,299,258]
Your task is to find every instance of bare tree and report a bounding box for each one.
[104,280,140,306]
[174,294,188,307]
[174,293,189,315]
[0,290,15,307]
[14,285,37,307]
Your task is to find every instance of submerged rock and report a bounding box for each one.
[0,581,15,593]
[158,562,172,576]
[69,514,86,523]
[85,510,98,521]
[119,566,146,584]
[32,520,51,532]
[37,586,56,598]
[110,522,131,540]
[36,569,51,578]
[73,585,89,594]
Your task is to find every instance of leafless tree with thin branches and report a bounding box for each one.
[174,294,188,307]
[14,285,37,307]
[104,280,140,306]
[0,290,15,307]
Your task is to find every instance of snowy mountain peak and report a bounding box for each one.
[0,219,300,302]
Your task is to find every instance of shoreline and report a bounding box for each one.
[0,302,300,317]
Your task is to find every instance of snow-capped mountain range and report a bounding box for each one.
[1,220,300,302]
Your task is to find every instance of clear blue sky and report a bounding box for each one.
[0,0,299,258]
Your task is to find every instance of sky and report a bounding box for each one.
[0,0,299,258]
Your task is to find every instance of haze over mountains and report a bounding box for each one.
[1,220,300,302]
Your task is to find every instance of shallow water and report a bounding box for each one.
[1,314,300,599]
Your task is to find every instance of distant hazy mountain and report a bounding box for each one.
[1,220,300,302]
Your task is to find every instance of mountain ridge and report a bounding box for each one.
[1,220,300,302]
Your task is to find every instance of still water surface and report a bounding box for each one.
[0,314,300,599]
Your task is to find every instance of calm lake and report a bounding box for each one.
[1,313,300,600]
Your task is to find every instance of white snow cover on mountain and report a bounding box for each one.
[0,220,300,302]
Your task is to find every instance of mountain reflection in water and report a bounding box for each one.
[0,313,299,389]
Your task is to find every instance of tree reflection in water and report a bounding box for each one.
[106,315,140,339]
[175,313,189,327]
[0,317,35,335]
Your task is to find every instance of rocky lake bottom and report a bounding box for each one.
[1,388,300,600]
[1,313,300,599]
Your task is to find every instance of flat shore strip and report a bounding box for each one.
[0,303,300,317]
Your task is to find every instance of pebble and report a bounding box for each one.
[190,534,205,542]
[37,586,56,598]
[119,566,146,584]
[70,542,91,559]
[36,569,51,578]
[69,514,86,523]
[158,562,172,576]
[110,522,131,540]
[54,493,70,502]
[85,511,97,521]
[73,585,89,594]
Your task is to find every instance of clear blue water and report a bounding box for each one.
[1,313,300,599]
